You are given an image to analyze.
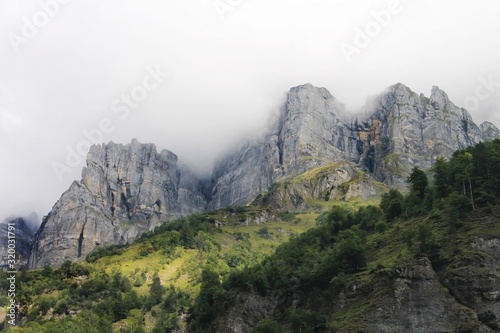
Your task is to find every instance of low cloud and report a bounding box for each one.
[1,0,499,221]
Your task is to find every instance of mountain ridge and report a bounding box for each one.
[25,82,500,268]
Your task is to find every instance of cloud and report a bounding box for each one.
[0,110,23,132]
[0,0,499,221]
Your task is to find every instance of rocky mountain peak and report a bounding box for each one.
[429,85,451,109]
[210,83,500,207]
[287,83,346,117]
[29,139,208,268]
[480,121,500,140]
[26,83,500,269]
[389,82,412,93]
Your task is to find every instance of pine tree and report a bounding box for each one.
[407,166,428,201]
[432,156,449,199]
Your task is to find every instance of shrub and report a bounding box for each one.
[375,220,387,233]
[252,317,282,333]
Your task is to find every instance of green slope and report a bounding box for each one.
[2,140,500,332]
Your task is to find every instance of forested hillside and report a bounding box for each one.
[1,140,500,332]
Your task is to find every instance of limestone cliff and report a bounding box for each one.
[480,121,500,141]
[210,83,355,210]
[28,139,209,268]
[362,84,487,187]
[210,83,500,208]
[26,83,500,269]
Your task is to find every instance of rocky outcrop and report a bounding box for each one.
[26,83,500,269]
[363,84,486,187]
[361,258,492,333]
[480,121,500,141]
[210,84,355,210]
[213,256,497,333]
[215,293,278,333]
[28,139,209,268]
[0,215,38,270]
[210,83,499,208]
[252,162,386,211]
[442,235,500,330]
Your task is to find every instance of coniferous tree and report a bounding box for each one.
[432,156,449,199]
[453,152,475,210]
[380,189,404,220]
[407,166,428,201]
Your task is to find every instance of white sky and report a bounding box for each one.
[1,0,499,221]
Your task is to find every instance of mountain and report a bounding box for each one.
[27,83,500,269]
[28,139,209,269]
[0,214,38,270]
[202,207,500,332]
[3,84,500,332]
[210,83,498,208]
[6,175,500,332]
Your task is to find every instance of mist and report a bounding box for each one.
[1,0,499,222]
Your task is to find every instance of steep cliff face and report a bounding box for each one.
[210,213,500,333]
[442,233,500,330]
[363,84,486,187]
[28,139,208,268]
[214,258,495,333]
[0,215,38,270]
[211,83,500,208]
[26,83,500,268]
[210,84,356,210]
[359,258,493,333]
[480,121,500,141]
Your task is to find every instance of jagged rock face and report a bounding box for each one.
[213,256,497,333]
[443,235,500,330]
[214,292,278,333]
[363,258,492,333]
[29,140,208,268]
[278,84,352,173]
[362,84,487,187]
[209,136,280,210]
[211,83,500,208]
[81,139,181,220]
[25,83,500,269]
[480,121,500,141]
[0,215,38,270]
[210,84,354,210]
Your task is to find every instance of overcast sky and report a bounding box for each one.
[1,0,499,222]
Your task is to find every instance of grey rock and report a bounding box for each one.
[28,139,208,268]
[210,83,353,210]
[214,256,496,332]
[252,162,386,211]
[443,236,500,330]
[364,84,484,186]
[0,214,38,270]
[26,83,500,269]
[364,257,493,333]
[210,83,499,208]
[214,292,278,333]
[480,121,500,141]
